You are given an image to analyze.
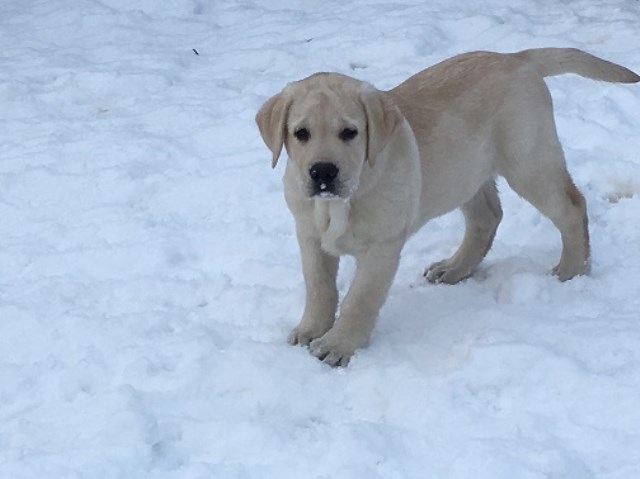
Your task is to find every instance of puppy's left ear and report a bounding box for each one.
[360,87,402,167]
[256,89,292,169]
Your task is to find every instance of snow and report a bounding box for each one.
[1,0,639,477]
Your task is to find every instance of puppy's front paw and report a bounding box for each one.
[287,327,316,346]
[287,320,332,347]
[309,329,357,367]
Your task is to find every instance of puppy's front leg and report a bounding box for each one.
[310,242,402,366]
[288,235,339,346]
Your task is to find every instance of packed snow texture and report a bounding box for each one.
[1,1,640,478]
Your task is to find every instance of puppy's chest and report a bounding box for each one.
[313,200,361,256]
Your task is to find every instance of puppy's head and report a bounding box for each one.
[256,73,401,200]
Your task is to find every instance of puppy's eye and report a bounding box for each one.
[294,128,310,142]
[339,127,358,141]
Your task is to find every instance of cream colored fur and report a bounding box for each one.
[256,48,639,366]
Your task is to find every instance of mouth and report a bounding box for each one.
[315,181,337,195]
[316,190,340,199]
[311,189,342,200]
[308,180,341,199]
[306,178,359,200]
[311,182,353,200]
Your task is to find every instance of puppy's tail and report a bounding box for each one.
[514,48,640,83]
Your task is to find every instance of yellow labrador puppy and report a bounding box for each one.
[256,48,639,366]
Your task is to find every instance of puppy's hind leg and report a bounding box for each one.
[498,80,590,281]
[426,179,503,284]
[505,167,590,281]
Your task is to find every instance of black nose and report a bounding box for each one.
[309,162,339,184]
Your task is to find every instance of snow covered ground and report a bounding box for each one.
[1,0,639,477]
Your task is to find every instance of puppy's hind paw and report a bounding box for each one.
[551,257,591,282]
[424,259,473,285]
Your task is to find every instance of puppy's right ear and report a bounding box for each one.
[360,87,402,168]
[255,90,292,168]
